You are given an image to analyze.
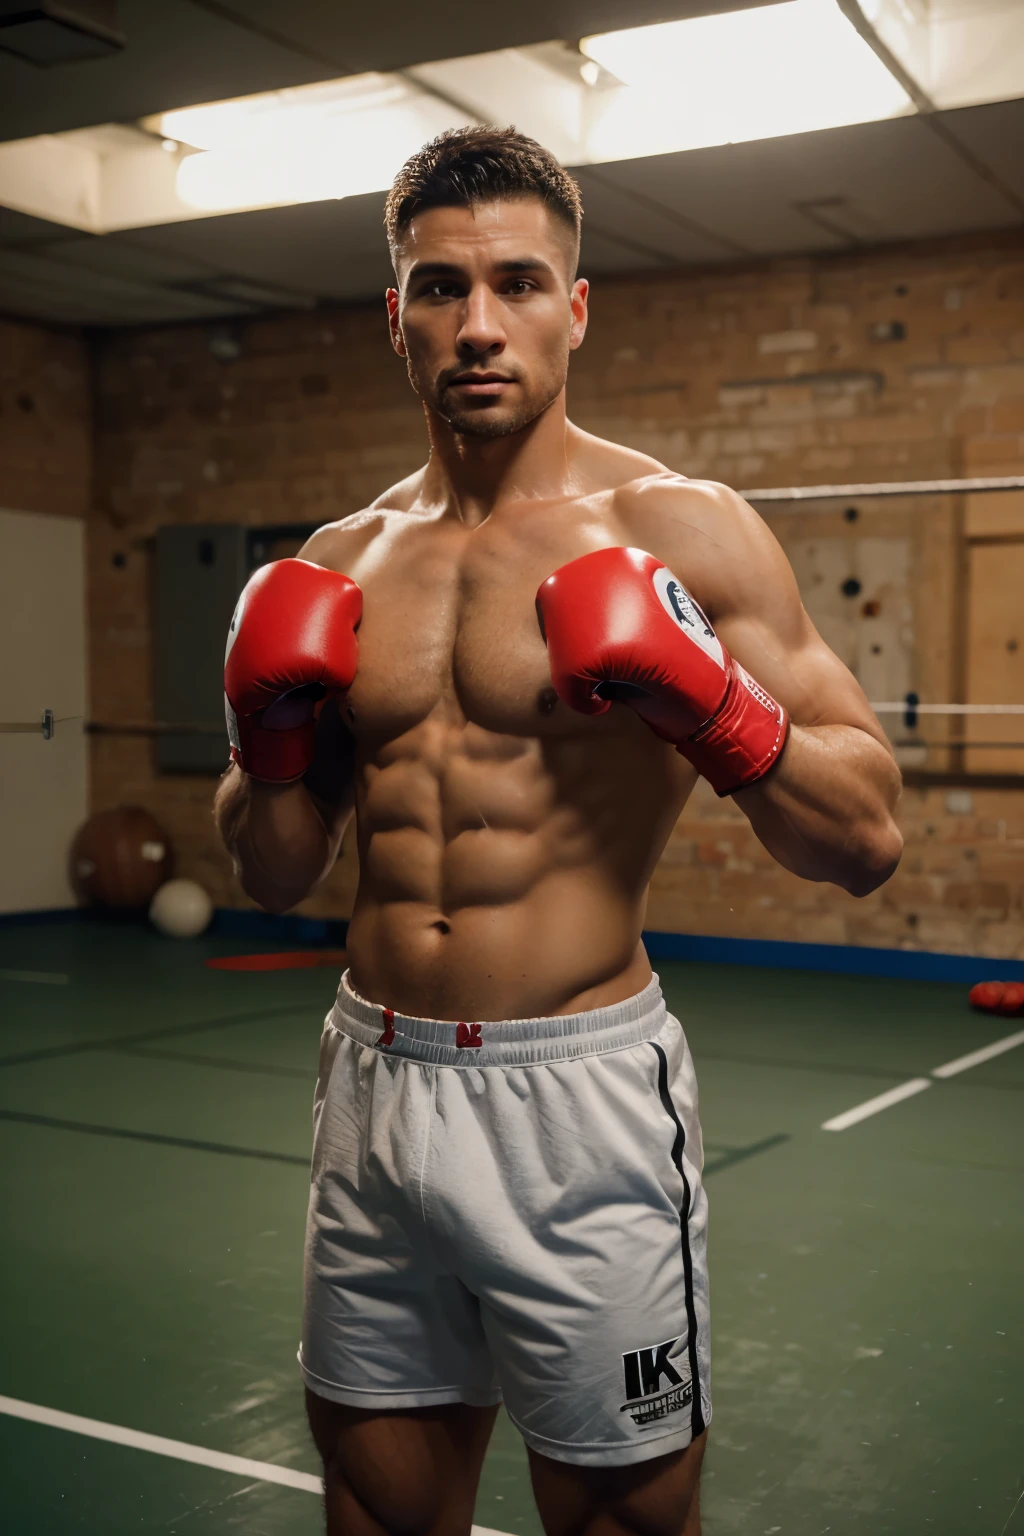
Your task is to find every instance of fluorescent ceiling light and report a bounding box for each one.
[152,75,471,213]
[159,74,405,153]
[581,0,912,162]
[858,0,1024,112]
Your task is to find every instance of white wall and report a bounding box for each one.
[0,507,88,913]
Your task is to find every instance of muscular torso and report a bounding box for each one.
[310,436,720,1021]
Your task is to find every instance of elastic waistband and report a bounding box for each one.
[327,971,667,1067]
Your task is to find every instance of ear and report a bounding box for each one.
[569,278,589,352]
[386,288,406,357]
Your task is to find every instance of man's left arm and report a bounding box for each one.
[665,484,903,896]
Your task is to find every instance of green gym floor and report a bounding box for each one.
[0,920,1021,1535]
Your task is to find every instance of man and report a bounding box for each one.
[214,127,902,1536]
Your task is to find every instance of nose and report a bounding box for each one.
[455,282,507,360]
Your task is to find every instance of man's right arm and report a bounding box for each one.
[214,527,368,913]
[214,699,356,913]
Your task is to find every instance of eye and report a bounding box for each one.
[422,281,461,300]
[506,279,536,296]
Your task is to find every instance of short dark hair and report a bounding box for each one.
[385,126,583,275]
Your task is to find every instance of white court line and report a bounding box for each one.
[821,1078,932,1132]
[823,1025,1024,1130]
[931,1027,1024,1079]
[0,969,69,985]
[0,1393,322,1493]
[0,1393,511,1535]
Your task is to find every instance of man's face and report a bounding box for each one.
[387,198,588,439]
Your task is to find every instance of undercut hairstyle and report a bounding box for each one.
[385,126,583,278]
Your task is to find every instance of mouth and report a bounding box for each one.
[447,372,514,393]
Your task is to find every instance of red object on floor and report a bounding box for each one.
[205,949,347,972]
[969,979,1024,1016]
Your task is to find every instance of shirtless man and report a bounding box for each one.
[214,127,903,1536]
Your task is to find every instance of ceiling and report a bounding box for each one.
[0,0,1022,329]
[0,0,782,142]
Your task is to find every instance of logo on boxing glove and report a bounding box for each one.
[225,585,248,661]
[224,585,249,751]
[651,566,725,668]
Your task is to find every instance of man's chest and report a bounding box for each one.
[341,506,613,742]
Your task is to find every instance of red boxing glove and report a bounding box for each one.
[224,558,362,783]
[969,980,1024,1016]
[536,546,788,796]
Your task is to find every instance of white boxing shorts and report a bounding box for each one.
[299,972,711,1468]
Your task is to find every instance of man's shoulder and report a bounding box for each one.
[611,471,754,545]
[297,470,427,569]
[573,426,744,519]
[608,471,784,617]
[297,509,386,570]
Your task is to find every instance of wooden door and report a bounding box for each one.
[966,542,1024,775]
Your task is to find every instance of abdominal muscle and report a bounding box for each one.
[342,710,692,1022]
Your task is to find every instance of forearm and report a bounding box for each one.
[214,767,344,914]
[734,723,903,895]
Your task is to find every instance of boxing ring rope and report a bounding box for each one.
[740,474,1024,502]
[0,715,224,737]
[872,704,1024,715]
[3,704,1024,739]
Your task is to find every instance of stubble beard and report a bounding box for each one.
[439,397,540,439]
[407,357,565,441]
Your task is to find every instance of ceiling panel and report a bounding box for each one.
[0,206,81,247]
[31,234,225,287]
[0,247,251,324]
[573,167,749,266]
[938,98,1024,205]
[0,0,324,143]
[116,194,394,302]
[578,228,668,275]
[595,114,1024,257]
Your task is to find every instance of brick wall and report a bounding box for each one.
[88,229,1024,957]
[0,316,91,519]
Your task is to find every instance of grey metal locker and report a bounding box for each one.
[153,524,250,773]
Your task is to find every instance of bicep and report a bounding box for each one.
[721,603,891,749]
[676,485,891,748]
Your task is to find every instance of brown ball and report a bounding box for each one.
[70,807,174,912]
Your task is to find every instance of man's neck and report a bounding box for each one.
[421,392,579,528]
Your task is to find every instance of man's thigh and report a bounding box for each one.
[306,1388,499,1536]
[528,1429,708,1536]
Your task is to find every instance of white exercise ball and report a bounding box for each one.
[149,878,213,939]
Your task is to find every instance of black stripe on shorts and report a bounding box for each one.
[649,1040,705,1440]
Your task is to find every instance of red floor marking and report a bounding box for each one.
[205,950,347,972]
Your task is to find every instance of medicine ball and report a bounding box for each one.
[70,806,173,912]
